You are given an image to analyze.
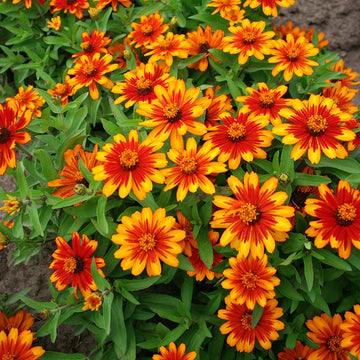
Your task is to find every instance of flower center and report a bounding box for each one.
[64,256,85,274]
[0,126,11,144]
[66,0,77,5]
[142,24,153,36]
[160,40,172,51]
[239,203,261,225]
[180,156,199,175]
[119,149,139,171]
[80,42,94,53]
[326,335,343,353]
[336,203,357,225]
[227,123,246,142]
[2,354,16,360]
[242,31,256,45]
[240,312,253,330]
[199,41,210,53]
[136,78,153,96]
[259,92,275,108]
[241,271,259,289]
[138,233,156,251]
[164,104,182,123]
[286,47,300,62]
[306,115,327,136]
[14,93,26,104]
[83,62,98,77]
[57,84,69,96]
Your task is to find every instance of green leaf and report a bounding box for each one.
[103,292,114,335]
[28,203,44,236]
[197,227,214,270]
[160,324,188,346]
[293,173,331,187]
[119,288,140,305]
[313,248,352,271]
[34,149,58,181]
[16,162,30,197]
[49,310,61,343]
[96,195,109,235]
[277,278,304,301]
[177,254,195,272]
[313,157,360,174]
[116,276,160,291]
[39,352,86,359]
[177,54,206,69]
[181,276,193,313]
[91,258,111,292]
[50,194,94,209]
[110,296,127,357]
[252,303,264,329]
[303,255,314,291]
[101,118,124,136]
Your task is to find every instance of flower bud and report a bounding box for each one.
[39,308,51,319]
[51,94,62,106]
[88,7,99,21]
[169,16,178,30]
[123,49,132,61]
[278,172,291,186]
[73,184,87,196]
[0,233,9,247]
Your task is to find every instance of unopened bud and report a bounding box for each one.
[73,184,87,196]
[39,308,51,319]
[123,49,132,61]
[51,94,62,106]
[88,7,99,21]
[278,172,291,186]
[0,233,9,247]
[169,16,178,30]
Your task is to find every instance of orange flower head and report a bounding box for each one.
[221,6,245,26]
[223,19,275,65]
[7,85,45,118]
[94,0,131,11]
[206,0,241,18]
[236,82,289,126]
[162,137,227,202]
[173,210,197,257]
[0,309,34,333]
[144,32,189,67]
[137,79,211,148]
[72,30,112,60]
[322,84,358,114]
[0,328,45,360]
[273,94,355,164]
[67,53,118,100]
[328,59,360,89]
[277,340,315,360]
[341,304,360,358]
[0,102,32,176]
[203,109,273,170]
[152,341,197,360]
[47,16,61,30]
[186,25,225,72]
[107,38,139,70]
[112,208,186,276]
[305,180,360,260]
[82,292,103,311]
[269,34,319,82]
[112,62,174,108]
[306,313,351,360]
[47,75,74,106]
[128,11,169,48]
[47,143,98,199]
[211,172,294,258]
[344,118,360,152]
[222,254,280,309]
[203,86,234,128]
[0,194,22,216]
[243,0,295,17]
[218,298,284,353]
[187,230,224,281]
[50,0,89,19]
[92,130,167,200]
[49,231,105,298]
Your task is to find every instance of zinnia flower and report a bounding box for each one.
[92,130,167,200]
[94,0,131,11]
[128,11,169,48]
[72,30,111,60]
[221,254,280,309]
[304,180,360,259]
[223,19,275,65]
[341,304,360,358]
[236,82,289,126]
[152,342,197,360]
[137,79,210,148]
[49,231,105,298]
[277,340,315,360]
[0,309,34,333]
[162,137,227,201]
[50,0,89,19]
[0,328,45,360]
[47,143,98,199]
[112,207,185,276]
[203,109,274,170]
[0,102,32,176]
[243,0,295,17]
[306,313,351,360]
[328,59,360,89]
[211,172,294,258]
[47,16,61,31]
[67,53,118,100]
[268,34,319,82]
[218,298,284,353]
[173,210,197,257]
[272,94,355,164]
[47,75,73,106]
[0,194,22,216]
[82,292,103,311]
[206,0,241,18]
[322,84,358,114]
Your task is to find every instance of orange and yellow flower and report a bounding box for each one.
[221,7,245,26]
[277,340,315,360]
[322,84,358,114]
[218,298,284,353]
[268,34,319,82]
[94,0,131,11]
[112,62,173,108]
[173,210,197,257]
[82,292,103,311]
[162,137,227,201]
[0,328,45,360]
[304,180,360,260]
[47,143,98,199]
[50,0,89,19]
[186,25,224,72]
[47,16,61,31]
[341,304,360,358]
[206,0,241,18]
[49,231,105,298]
[107,38,139,70]
[211,172,294,258]
[112,207,185,276]
[272,94,355,164]
[47,75,74,106]
[92,130,167,200]
[137,79,211,148]
[236,82,289,126]
[243,0,295,17]
[0,309,34,333]
[128,11,169,49]
[68,53,117,100]
[144,32,189,67]
[186,230,224,281]
[0,194,22,216]
[306,313,351,360]
[152,342,197,360]
[203,109,273,170]
[223,19,275,65]
[328,59,360,89]
[72,30,111,60]
[221,254,280,309]
[0,102,32,176]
